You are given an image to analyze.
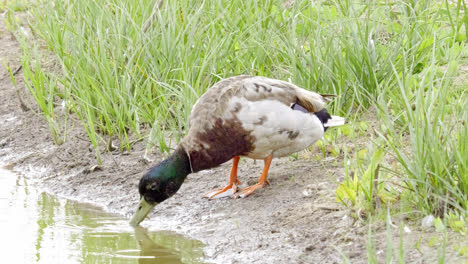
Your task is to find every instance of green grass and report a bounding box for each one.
[6,0,468,232]
[363,214,450,264]
[380,59,467,217]
[12,0,442,150]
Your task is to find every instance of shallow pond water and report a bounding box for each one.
[0,168,206,264]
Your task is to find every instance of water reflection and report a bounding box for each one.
[0,168,206,264]
[133,227,183,264]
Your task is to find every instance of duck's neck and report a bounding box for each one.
[146,146,191,189]
[164,146,192,181]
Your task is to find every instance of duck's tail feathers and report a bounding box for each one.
[324,116,345,127]
[320,94,336,102]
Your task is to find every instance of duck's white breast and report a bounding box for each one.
[225,97,324,159]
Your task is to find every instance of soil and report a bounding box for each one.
[0,14,466,264]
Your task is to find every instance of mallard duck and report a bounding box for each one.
[130,75,344,226]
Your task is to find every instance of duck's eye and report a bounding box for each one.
[148,182,159,191]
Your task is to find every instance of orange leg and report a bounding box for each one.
[234,154,273,198]
[203,156,242,199]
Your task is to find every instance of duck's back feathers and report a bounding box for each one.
[238,76,326,112]
[188,76,327,126]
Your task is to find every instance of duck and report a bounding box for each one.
[130,75,345,226]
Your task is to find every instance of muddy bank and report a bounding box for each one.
[1,15,466,264]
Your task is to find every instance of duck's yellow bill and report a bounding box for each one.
[129,197,157,226]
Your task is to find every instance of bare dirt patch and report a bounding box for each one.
[0,14,466,264]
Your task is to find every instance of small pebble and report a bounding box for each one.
[403,225,411,233]
[305,245,315,251]
[422,215,435,228]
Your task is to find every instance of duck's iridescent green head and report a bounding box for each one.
[130,147,191,226]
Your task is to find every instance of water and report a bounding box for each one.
[0,168,206,264]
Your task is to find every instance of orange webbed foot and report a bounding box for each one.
[233,182,266,198]
[234,154,273,199]
[202,179,242,199]
[203,156,241,199]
